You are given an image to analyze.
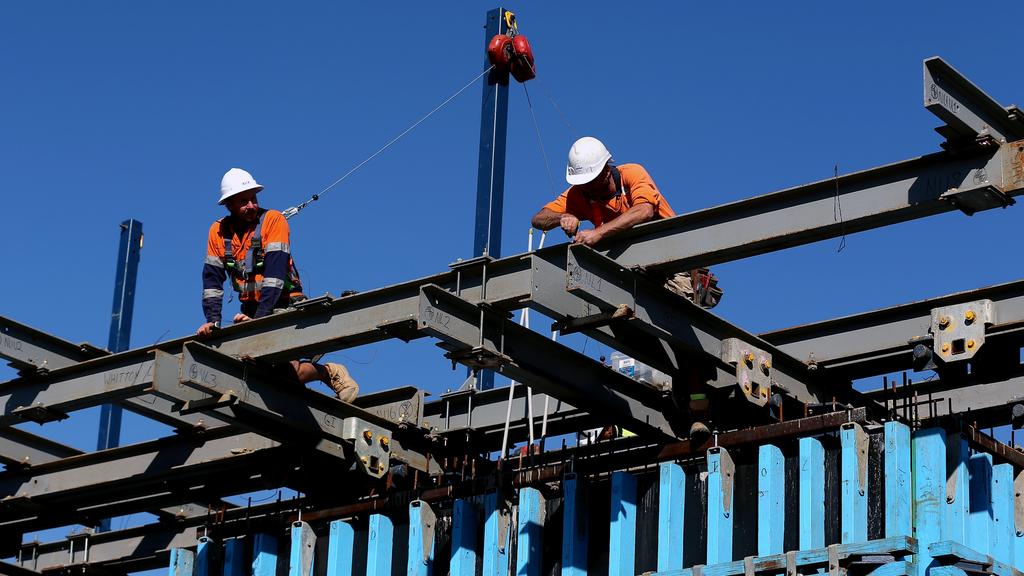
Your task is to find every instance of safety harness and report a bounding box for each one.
[221,210,299,295]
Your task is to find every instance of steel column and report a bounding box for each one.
[408,500,436,576]
[885,422,912,538]
[289,521,316,576]
[657,462,685,572]
[326,521,355,576]
[562,474,588,576]
[223,538,245,576]
[840,422,868,543]
[367,513,393,576]
[944,431,969,543]
[799,436,825,550]
[451,499,477,576]
[707,446,734,565]
[196,537,219,576]
[516,487,544,576]
[967,452,993,556]
[758,444,785,555]
[483,493,510,576]
[252,533,278,576]
[168,547,195,576]
[992,463,1015,567]
[609,471,637,576]
[913,428,946,576]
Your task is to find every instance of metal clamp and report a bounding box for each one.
[930,299,994,362]
[720,339,772,407]
[341,417,392,478]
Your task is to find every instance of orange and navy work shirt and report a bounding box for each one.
[542,163,675,227]
[202,208,303,323]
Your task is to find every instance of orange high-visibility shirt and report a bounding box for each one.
[542,163,674,227]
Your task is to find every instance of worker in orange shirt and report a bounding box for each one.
[196,168,358,402]
[530,137,722,437]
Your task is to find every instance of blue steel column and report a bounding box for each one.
[223,538,245,576]
[196,537,220,576]
[799,437,826,550]
[944,431,969,543]
[707,447,734,565]
[483,493,510,576]
[516,487,545,576]
[914,428,946,576]
[758,444,785,556]
[97,218,142,532]
[885,422,912,538]
[609,471,637,576]
[252,533,279,576]
[992,463,1015,567]
[1014,470,1024,571]
[967,453,993,556]
[472,7,510,390]
[657,463,685,572]
[367,514,394,576]
[327,520,356,576]
[562,474,588,576]
[451,499,478,576]
[840,423,868,544]
[168,547,195,576]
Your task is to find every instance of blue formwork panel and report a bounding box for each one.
[707,447,734,565]
[223,538,245,576]
[196,537,219,576]
[840,423,868,544]
[483,493,510,576]
[658,462,685,572]
[884,422,912,538]
[799,436,825,550]
[1016,469,1024,572]
[609,471,637,576]
[517,487,545,576]
[290,521,316,576]
[327,520,356,576]
[967,452,993,557]
[253,533,279,576]
[913,427,946,576]
[758,444,784,556]
[562,474,588,576]
[367,514,394,576]
[168,547,195,576]
[992,463,1015,567]
[451,499,478,576]
[408,500,437,576]
[943,432,969,543]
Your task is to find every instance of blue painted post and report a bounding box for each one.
[223,538,245,576]
[913,428,946,576]
[707,447,734,565]
[517,487,545,576]
[367,514,394,576]
[992,463,1015,567]
[562,474,588,576]
[967,453,993,557]
[451,499,478,576]
[483,493,510,576]
[657,462,685,572]
[290,521,316,576]
[609,472,637,576]
[327,520,356,576]
[943,431,969,543]
[409,500,437,576]
[885,422,912,538]
[168,547,195,576]
[758,444,785,556]
[252,533,279,576]
[196,537,219,576]
[1014,470,1024,572]
[841,423,868,544]
[799,437,826,550]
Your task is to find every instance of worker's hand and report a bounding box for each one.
[196,322,218,337]
[559,214,580,237]
[574,228,602,246]
[233,313,252,324]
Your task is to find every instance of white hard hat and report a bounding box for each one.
[219,168,264,205]
[566,136,612,186]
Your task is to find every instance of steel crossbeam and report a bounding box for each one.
[924,57,1024,146]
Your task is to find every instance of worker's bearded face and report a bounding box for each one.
[226,191,260,223]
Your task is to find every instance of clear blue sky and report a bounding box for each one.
[2,0,1024,534]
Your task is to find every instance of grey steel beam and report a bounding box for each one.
[0,561,42,576]
[924,57,1024,145]
[864,371,1024,429]
[0,428,81,468]
[417,284,680,439]
[0,317,106,374]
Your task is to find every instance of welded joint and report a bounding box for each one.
[930,299,994,362]
[842,422,869,494]
[411,500,436,566]
[341,417,391,478]
[720,339,772,407]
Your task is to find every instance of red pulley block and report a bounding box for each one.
[486,34,514,72]
[510,34,536,82]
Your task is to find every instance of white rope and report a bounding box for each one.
[283,65,495,219]
[500,228,538,460]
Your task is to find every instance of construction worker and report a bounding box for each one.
[530,136,721,437]
[196,168,359,402]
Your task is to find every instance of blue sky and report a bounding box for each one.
[2,0,1024,538]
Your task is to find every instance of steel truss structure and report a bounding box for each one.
[2,57,1024,574]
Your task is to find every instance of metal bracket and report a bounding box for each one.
[743,556,755,576]
[709,446,735,516]
[444,346,511,371]
[411,500,436,565]
[551,304,634,335]
[11,404,68,424]
[179,392,238,415]
[827,543,841,576]
[497,505,511,554]
[341,417,392,478]
[785,551,798,576]
[930,299,995,362]
[720,339,772,407]
[940,185,1014,215]
[843,422,869,494]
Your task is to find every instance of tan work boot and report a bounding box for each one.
[323,363,359,402]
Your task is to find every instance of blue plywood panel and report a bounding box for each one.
[223,538,245,576]
[517,487,545,576]
[707,447,734,565]
[657,462,685,572]
[484,493,510,576]
[327,520,356,576]
[913,427,946,576]
[609,471,637,576]
[840,423,868,544]
[196,537,219,576]
[451,499,478,576]
[290,521,316,576]
[968,453,993,556]
[884,422,912,538]
[943,432,969,543]
[168,547,195,576]
[799,436,825,550]
[758,444,785,556]
[562,475,588,576]
[367,514,394,576]
[408,500,437,576]
[992,463,1014,567]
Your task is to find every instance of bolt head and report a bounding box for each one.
[938,316,951,329]
[965,310,976,323]
[744,352,755,365]
[941,343,951,353]
[363,429,373,442]
[967,339,976,349]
